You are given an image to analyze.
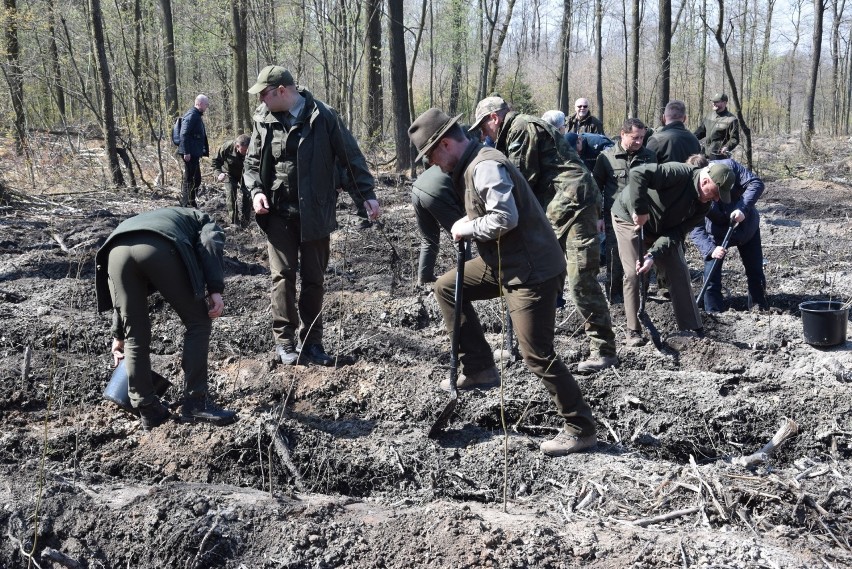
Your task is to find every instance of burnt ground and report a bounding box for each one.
[0,136,851,568]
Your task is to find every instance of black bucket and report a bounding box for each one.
[799,301,849,347]
[103,360,172,413]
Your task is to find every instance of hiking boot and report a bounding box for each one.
[540,431,597,457]
[577,355,618,373]
[624,329,647,347]
[440,366,500,391]
[301,343,335,367]
[276,343,298,365]
[181,397,238,426]
[138,399,171,431]
[357,218,372,230]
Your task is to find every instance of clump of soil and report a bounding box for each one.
[1,137,851,568]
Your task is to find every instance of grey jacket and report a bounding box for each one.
[243,89,376,242]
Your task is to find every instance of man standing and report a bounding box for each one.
[244,65,379,366]
[687,156,768,313]
[472,95,618,373]
[95,207,237,429]
[611,162,734,345]
[567,98,604,134]
[408,108,597,456]
[694,93,740,160]
[646,100,701,164]
[593,118,657,303]
[212,134,251,226]
[178,95,210,208]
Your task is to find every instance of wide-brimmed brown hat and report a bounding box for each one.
[408,108,463,162]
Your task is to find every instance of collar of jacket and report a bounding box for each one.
[254,88,316,124]
[452,140,484,189]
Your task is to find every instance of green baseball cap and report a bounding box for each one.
[248,65,294,95]
[707,163,734,203]
[711,93,728,103]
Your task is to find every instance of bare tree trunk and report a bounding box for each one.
[656,0,671,122]
[46,0,66,121]
[754,0,777,132]
[557,0,572,110]
[2,0,26,155]
[830,0,846,135]
[159,0,178,118]
[594,0,603,126]
[448,0,465,115]
[786,1,803,134]
[407,0,427,120]
[630,0,639,119]
[388,0,412,172]
[712,0,752,168]
[487,0,517,95]
[364,0,383,143]
[231,0,250,133]
[89,0,125,187]
[802,0,825,147]
[479,0,499,100]
[697,0,707,122]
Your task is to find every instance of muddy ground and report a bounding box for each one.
[0,136,851,568]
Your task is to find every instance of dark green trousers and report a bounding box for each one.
[264,214,330,347]
[107,233,211,408]
[434,256,596,437]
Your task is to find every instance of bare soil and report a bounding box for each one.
[1,137,851,568]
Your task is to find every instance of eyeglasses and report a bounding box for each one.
[259,85,278,98]
[576,105,588,108]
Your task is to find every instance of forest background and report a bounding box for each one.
[0,0,847,190]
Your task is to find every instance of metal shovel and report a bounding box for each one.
[696,221,739,305]
[637,227,664,350]
[428,239,467,439]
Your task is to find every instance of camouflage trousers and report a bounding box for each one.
[558,205,617,358]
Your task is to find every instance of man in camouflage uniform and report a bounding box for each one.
[593,118,657,303]
[212,134,251,226]
[694,93,740,160]
[472,96,617,373]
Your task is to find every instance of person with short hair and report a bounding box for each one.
[567,98,604,134]
[611,162,735,344]
[244,65,380,366]
[95,207,237,429]
[212,134,251,226]
[686,155,768,312]
[646,100,701,164]
[178,95,210,208]
[593,118,657,303]
[694,93,740,160]
[408,108,597,456]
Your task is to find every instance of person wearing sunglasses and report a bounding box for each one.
[567,98,604,134]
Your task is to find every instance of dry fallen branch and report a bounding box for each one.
[264,421,305,492]
[733,418,799,467]
[632,506,700,527]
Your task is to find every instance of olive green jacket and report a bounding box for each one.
[243,89,376,241]
[593,142,657,214]
[211,140,246,184]
[611,163,710,258]
[694,110,739,157]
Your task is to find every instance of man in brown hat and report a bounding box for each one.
[244,65,380,366]
[408,107,597,456]
[694,93,740,160]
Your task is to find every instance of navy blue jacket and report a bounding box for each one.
[689,159,764,260]
[178,107,209,158]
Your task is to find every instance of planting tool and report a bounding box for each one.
[428,239,467,439]
[637,227,663,350]
[696,221,739,305]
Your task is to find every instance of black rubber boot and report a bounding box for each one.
[138,399,171,431]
